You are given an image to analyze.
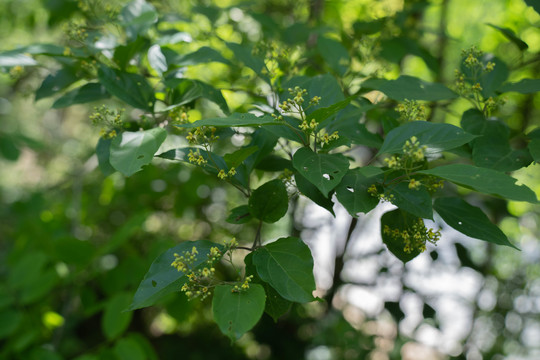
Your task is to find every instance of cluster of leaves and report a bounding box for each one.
[2,0,540,356]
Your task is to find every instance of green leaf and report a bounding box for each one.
[244,254,292,322]
[212,284,266,341]
[129,240,223,310]
[224,146,259,168]
[325,103,382,148]
[479,56,509,98]
[434,197,517,249]
[165,78,229,115]
[114,36,149,70]
[177,112,279,128]
[110,128,167,176]
[96,138,116,176]
[36,67,79,101]
[0,310,22,339]
[113,336,146,360]
[147,44,167,75]
[0,52,37,67]
[0,133,20,161]
[529,139,540,163]
[282,74,345,110]
[163,46,231,66]
[335,167,383,216]
[248,179,289,223]
[418,164,538,203]
[226,42,267,81]
[362,75,457,101]
[294,171,335,215]
[252,237,316,303]
[102,293,133,340]
[386,182,433,219]
[461,109,531,171]
[226,205,253,224]
[97,65,155,111]
[378,121,477,156]
[158,147,248,188]
[254,155,292,172]
[292,147,349,197]
[306,97,352,126]
[525,0,540,14]
[487,23,528,51]
[120,0,158,40]
[380,209,423,263]
[52,83,109,108]
[499,79,540,94]
[317,37,350,76]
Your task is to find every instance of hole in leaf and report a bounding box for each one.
[458,221,462,225]
[137,155,145,159]
[322,174,334,180]
[152,280,157,287]
[346,186,354,193]
[303,167,308,171]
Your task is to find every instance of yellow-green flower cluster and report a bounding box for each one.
[187,149,207,165]
[454,47,502,116]
[90,105,124,139]
[169,107,189,124]
[299,119,318,131]
[383,218,441,254]
[396,100,427,122]
[232,275,254,293]
[63,21,88,42]
[408,178,421,190]
[423,176,445,193]
[171,245,224,301]
[217,168,236,180]
[320,131,340,145]
[368,184,395,203]
[384,136,427,170]
[9,65,24,79]
[186,126,218,145]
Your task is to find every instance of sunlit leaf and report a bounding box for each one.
[110,128,167,176]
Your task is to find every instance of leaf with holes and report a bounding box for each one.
[129,240,224,311]
[434,197,517,249]
[252,237,315,303]
[294,171,335,215]
[292,147,349,197]
[110,128,167,176]
[335,166,383,216]
[212,284,266,342]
